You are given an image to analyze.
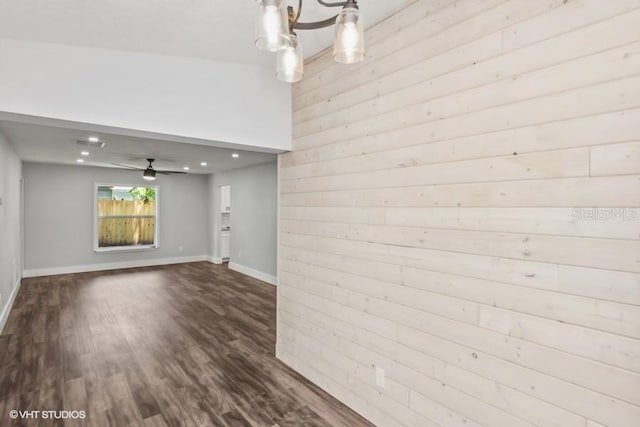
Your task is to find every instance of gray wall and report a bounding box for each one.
[209,161,277,277]
[0,131,22,327]
[23,163,210,272]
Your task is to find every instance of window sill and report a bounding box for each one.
[94,245,158,254]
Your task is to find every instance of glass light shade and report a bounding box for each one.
[277,34,304,83]
[333,6,365,64]
[255,0,289,52]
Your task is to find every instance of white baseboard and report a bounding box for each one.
[228,262,277,286]
[0,277,22,334]
[22,255,209,278]
[207,256,223,265]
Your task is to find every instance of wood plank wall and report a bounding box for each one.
[277,1,640,426]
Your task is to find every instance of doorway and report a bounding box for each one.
[220,185,231,261]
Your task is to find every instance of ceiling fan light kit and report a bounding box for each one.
[255,0,365,83]
[143,168,157,181]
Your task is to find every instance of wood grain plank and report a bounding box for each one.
[281,2,640,425]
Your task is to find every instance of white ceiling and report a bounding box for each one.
[0,120,276,174]
[0,0,412,66]
[0,1,411,172]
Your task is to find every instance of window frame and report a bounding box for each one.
[93,183,160,253]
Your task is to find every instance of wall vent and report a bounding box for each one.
[76,139,106,148]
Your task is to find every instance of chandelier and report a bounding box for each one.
[255,0,365,83]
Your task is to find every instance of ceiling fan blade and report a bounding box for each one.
[111,162,145,171]
[157,170,188,175]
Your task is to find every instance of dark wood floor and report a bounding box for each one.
[0,262,372,427]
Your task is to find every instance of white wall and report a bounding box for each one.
[0,39,291,152]
[0,131,22,330]
[23,163,210,275]
[210,161,277,282]
[279,1,640,426]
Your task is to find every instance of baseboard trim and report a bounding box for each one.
[228,262,277,286]
[0,277,22,333]
[207,256,223,265]
[22,255,210,278]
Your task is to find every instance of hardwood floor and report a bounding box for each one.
[0,262,373,427]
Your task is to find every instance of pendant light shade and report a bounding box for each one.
[277,34,304,83]
[255,0,289,52]
[333,6,365,64]
[255,0,366,82]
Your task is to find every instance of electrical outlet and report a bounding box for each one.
[375,366,385,388]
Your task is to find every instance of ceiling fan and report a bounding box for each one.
[110,158,187,181]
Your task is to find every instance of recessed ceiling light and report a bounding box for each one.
[200,162,208,167]
[88,136,100,143]
[183,166,190,171]
[232,153,239,158]
[80,151,90,156]
[76,158,84,163]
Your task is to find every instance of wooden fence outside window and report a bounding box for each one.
[97,200,156,247]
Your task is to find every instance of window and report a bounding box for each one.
[94,184,158,251]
